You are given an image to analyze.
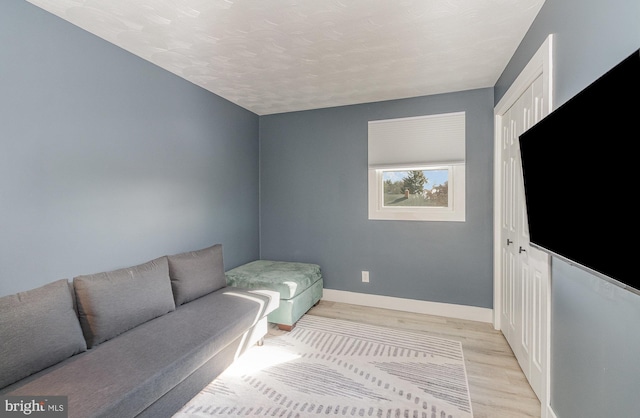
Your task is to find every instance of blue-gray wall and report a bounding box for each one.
[0,0,260,297]
[259,89,495,309]
[496,0,640,416]
[551,259,640,417]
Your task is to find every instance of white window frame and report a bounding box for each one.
[367,112,466,222]
[368,164,465,221]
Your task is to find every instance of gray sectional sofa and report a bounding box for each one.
[0,244,278,418]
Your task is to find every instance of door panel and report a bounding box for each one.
[500,109,517,347]
[526,75,548,397]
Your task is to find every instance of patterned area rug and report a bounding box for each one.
[174,315,473,417]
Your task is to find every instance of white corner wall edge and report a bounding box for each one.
[322,289,493,323]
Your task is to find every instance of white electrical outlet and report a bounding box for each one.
[362,271,369,283]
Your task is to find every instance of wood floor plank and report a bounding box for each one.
[299,300,541,418]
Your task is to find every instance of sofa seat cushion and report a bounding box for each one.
[4,287,273,418]
[225,260,322,300]
[0,280,87,389]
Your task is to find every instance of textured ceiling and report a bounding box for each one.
[27,0,544,115]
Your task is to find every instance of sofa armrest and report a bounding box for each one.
[248,289,280,317]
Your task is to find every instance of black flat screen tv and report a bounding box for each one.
[519,48,639,293]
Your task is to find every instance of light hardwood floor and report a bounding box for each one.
[294,300,541,418]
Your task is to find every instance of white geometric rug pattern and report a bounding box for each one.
[174,315,473,418]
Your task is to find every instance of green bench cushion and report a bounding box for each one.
[225,260,321,301]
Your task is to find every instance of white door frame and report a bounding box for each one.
[493,34,554,417]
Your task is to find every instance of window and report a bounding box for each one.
[382,167,450,207]
[368,112,465,222]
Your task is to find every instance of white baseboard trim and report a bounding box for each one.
[321,289,493,323]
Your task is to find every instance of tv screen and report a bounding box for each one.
[519,48,639,292]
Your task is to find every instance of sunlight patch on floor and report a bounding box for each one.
[223,345,300,377]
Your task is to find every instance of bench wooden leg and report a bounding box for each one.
[277,323,295,332]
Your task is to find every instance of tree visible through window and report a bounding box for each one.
[382,169,449,207]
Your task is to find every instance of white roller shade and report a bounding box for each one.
[368,111,465,167]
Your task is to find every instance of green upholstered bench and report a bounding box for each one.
[225,260,323,331]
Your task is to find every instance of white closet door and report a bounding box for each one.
[500,76,549,400]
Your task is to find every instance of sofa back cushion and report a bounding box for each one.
[167,244,227,306]
[0,279,87,389]
[74,257,175,348]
